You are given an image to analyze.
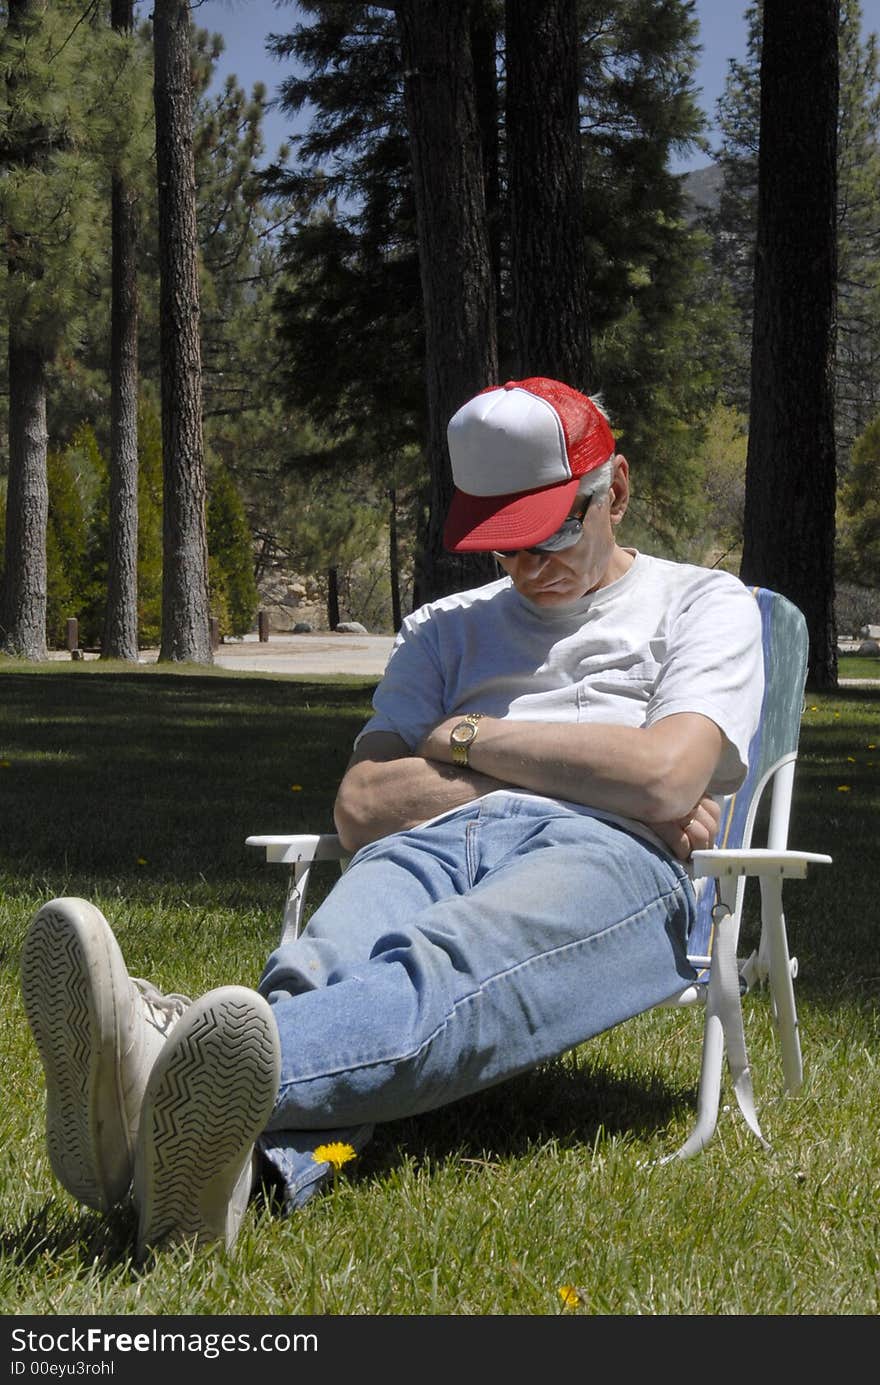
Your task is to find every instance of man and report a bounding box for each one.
[21,377,764,1256]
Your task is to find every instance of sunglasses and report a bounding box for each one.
[493,493,594,560]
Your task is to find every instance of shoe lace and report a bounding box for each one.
[132,977,192,1034]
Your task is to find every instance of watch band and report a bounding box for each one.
[450,712,484,767]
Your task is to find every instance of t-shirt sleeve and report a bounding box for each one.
[645,576,765,793]
[353,612,448,751]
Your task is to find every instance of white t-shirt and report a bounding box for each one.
[356,551,765,841]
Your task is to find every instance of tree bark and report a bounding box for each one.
[153,0,212,663]
[505,0,593,388]
[388,487,402,632]
[103,0,140,661]
[327,566,340,629]
[395,0,499,606]
[1,0,48,661]
[470,1,502,329]
[2,341,49,660]
[740,0,839,689]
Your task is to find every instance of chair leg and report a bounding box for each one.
[280,862,313,943]
[665,1009,725,1161]
[759,873,803,1094]
[667,900,769,1159]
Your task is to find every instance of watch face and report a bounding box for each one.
[451,721,476,745]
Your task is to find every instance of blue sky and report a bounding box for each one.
[187,0,880,173]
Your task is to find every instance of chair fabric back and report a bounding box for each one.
[686,586,809,966]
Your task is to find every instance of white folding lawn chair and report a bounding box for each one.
[247,586,831,1158]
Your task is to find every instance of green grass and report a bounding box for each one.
[1,660,878,1315]
[839,653,880,679]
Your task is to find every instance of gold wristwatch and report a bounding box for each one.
[450,713,484,767]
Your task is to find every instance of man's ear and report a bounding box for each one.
[608,455,629,526]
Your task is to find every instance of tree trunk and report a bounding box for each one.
[505,0,593,388]
[103,0,140,662]
[1,341,49,660]
[470,1,502,330]
[327,566,340,629]
[1,0,48,661]
[740,0,839,689]
[396,0,499,606]
[153,0,212,663]
[388,487,402,632]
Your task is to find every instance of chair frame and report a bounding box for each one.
[247,587,831,1159]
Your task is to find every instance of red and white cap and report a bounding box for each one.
[443,378,616,553]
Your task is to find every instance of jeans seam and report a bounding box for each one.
[465,817,479,885]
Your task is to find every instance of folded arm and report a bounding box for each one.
[419,711,723,823]
[333,731,517,853]
[334,713,724,860]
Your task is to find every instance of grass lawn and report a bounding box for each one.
[839,653,880,679]
[0,660,878,1316]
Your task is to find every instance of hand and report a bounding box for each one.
[651,794,721,862]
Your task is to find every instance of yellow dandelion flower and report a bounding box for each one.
[837,785,851,793]
[868,744,876,751]
[290,784,303,792]
[312,1141,356,1171]
[558,1285,582,1309]
[0,760,10,769]
[137,856,148,865]
[847,757,856,763]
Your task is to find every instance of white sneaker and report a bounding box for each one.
[20,898,190,1211]
[133,986,281,1256]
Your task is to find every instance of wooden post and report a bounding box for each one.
[210,616,220,650]
[258,610,270,642]
[66,618,79,652]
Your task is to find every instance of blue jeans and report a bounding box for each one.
[256,792,697,1209]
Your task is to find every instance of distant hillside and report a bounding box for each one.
[681,163,723,222]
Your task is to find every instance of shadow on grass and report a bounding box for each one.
[0,1059,690,1275]
[0,670,377,887]
[365,1057,692,1180]
[0,1198,139,1280]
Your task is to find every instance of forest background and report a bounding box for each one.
[1,0,878,670]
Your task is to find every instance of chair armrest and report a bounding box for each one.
[690,847,832,880]
[245,833,347,865]
[246,834,350,943]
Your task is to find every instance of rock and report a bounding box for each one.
[334,621,368,635]
[857,638,880,656]
[293,622,313,634]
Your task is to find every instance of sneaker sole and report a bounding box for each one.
[20,898,134,1210]
[134,987,280,1255]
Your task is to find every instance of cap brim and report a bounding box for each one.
[443,478,580,553]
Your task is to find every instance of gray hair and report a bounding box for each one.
[575,394,615,500]
[577,456,615,501]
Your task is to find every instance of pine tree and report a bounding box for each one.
[838,410,880,586]
[206,458,260,637]
[836,3,880,448]
[103,0,143,660]
[505,0,592,385]
[740,0,839,688]
[153,0,212,663]
[395,0,499,603]
[712,0,880,455]
[268,0,716,600]
[0,0,112,659]
[46,438,89,648]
